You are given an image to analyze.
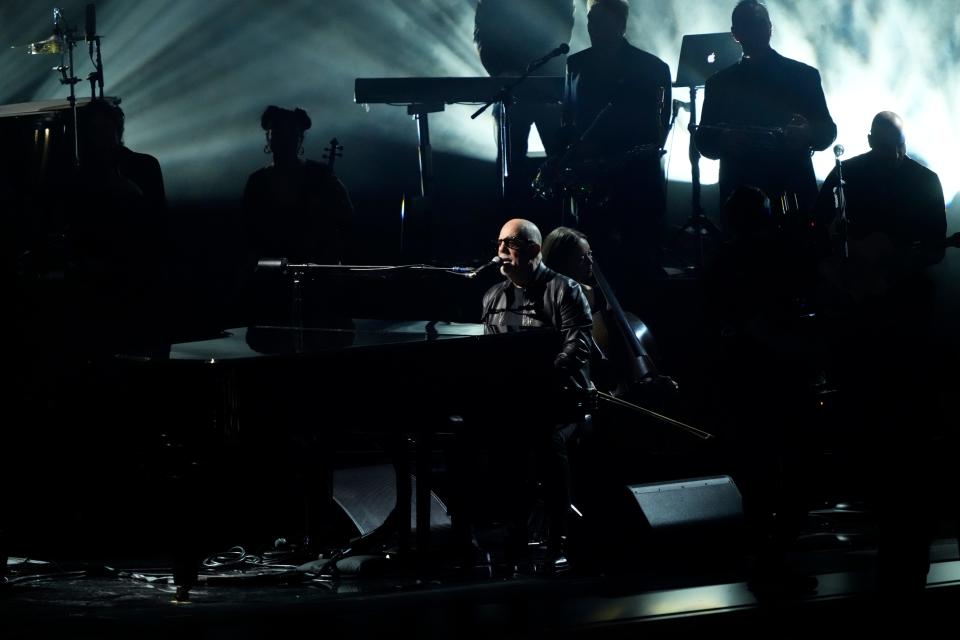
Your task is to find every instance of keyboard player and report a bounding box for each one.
[448,218,594,574]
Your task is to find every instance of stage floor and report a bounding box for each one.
[3,530,958,638]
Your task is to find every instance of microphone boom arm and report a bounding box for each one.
[471,43,570,199]
[832,144,848,259]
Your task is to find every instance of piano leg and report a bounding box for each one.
[336,426,444,576]
[344,433,413,559]
[415,428,432,572]
[168,366,239,600]
[393,434,412,557]
[1,525,7,587]
[171,462,203,601]
[304,434,336,555]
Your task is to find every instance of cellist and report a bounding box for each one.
[542,226,677,404]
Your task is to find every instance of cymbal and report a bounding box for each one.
[10,34,64,55]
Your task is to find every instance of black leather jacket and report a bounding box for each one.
[481,263,593,393]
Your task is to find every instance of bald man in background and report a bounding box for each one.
[817,111,946,270]
[816,111,949,597]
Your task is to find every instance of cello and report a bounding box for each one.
[587,261,712,441]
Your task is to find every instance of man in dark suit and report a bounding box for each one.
[815,112,948,597]
[816,111,946,270]
[695,0,836,214]
[560,0,671,298]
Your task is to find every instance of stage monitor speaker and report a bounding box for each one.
[626,475,744,532]
[567,475,746,573]
[332,464,451,537]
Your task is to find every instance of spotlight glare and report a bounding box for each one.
[0,0,953,204]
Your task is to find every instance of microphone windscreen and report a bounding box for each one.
[85,4,97,41]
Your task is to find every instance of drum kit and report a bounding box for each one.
[532,142,664,208]
[0,5,119,283]
[4,5,108,170]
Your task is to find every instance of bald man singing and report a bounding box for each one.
[452,218,593,574]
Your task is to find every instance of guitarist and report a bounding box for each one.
[814,111,949,596]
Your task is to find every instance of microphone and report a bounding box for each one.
[527,43,570,70]
[467,256,502,278]
[548,43,571,57]
[256,257,288,272]
[833,144,845,158]
[85,3,97,42]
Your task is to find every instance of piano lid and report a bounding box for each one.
[120,320,492,364]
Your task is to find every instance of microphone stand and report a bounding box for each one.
[51,8,81,169]
[472,51,563,199]
[671,83,720,270]
[87,35,104,99]
[832,146,848,260]
[256,259,494,280]
[64,39,80,169]
[538,99,617,228]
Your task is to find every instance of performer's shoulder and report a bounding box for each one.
[704,61,737,87]
[904,156,941,182]
[775,51,823,78]
[120,146,161,171]
[305,158,333,175]
[837,151,872,178]
[626,43,669,68]
[566,48,588,66]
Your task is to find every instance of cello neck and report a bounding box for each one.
[591,263,645,361]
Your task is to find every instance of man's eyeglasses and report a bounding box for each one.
[495,235,534,251]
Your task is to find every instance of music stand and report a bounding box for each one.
[671,33,742,269]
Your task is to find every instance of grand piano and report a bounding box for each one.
[116,316,561,590]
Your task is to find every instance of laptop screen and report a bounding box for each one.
[674,33,743,87]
